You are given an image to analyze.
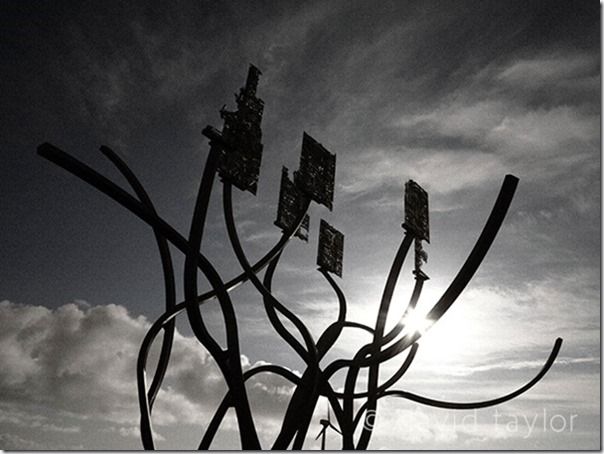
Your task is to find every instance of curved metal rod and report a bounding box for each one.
[198,363,351,450]
[39,143,200,259]
[321,265,426,403]
[379,272,427,346]
[137,179,312,448]
[275,238,417,449]
[37,142,308,310]
[184,146,260,450]
[294,263,425,427]
[37,142,313,446]
[323,175,519,379]
[314,268,347,353]
[199,364,301,450]
[99,146,176,409]
[276,376,347,450]
[198,364,349,450]
[354,337,562,422]
[223,182,317,363]
[248,250,367,448]
[136,251,309,451]
[182,145,224,356]
[319,175,518,449]
[341,321,375,336]
[354,274,426,449]
[99,145,177,450]
[324,273,425,401]
[139,261,274,449]
[351,342,419,431]
[36,143,340,448]
[290,267,351,449]
[265,254,352,449]
[343,234,413,449]
[263,252,315,362]
[139,238,243,449]
[39,144,528,446]
[224,182,333,450]
[329,343,420,405]
[136,177,312,403]
[146,145,257,449]
[377,174,520,364]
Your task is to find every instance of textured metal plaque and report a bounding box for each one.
[274,167,310,241]
[218,65,264,194]
[404,180,429,242]
[317,219,344,277]
[294,133,335,210]
[414,238,428,271]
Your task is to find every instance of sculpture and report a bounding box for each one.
[37,64,562,450]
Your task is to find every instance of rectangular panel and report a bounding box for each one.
[317,219,344,277]
[404,180,429,242]
[294,133,335,210]
[274,167,310,241]
[218,65,264,194]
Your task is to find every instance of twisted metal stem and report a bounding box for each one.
[98,145,176,409]
[37,143,260,449]
[351,337,563,430]
[224,183,323,449]
[198,364,301,450]
[344,234,414,449]
[39,142,561,451]
[290,268,353,449]
[196,253,366,449]
[38,142,309,448]
[38,143,303,310]
[355,249,430,449]
[273,234,424,449]
[271,265,378,449]
[137,177,313,449]
[223,182,317,363]
[323,175,520,380]
[184,146,260,449]
[351,343,419,433]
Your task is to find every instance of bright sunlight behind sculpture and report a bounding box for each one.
[401,309,433,336]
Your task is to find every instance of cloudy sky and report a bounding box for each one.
[1,0,600,450]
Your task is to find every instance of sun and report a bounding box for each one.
[401,308,434,336]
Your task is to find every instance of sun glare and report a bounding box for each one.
[401,308,433,336]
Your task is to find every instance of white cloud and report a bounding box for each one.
[0,301,222,447]
[0,301,312,449]
[486,106,598,158]
[397,100,507,139]
[496,54,598,88]
[338,147,506,198]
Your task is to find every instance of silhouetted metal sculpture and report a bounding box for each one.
[37,64,563,450]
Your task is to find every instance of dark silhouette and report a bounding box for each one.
[315,406,341,450]
[37,64,562,450]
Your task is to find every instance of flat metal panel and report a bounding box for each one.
[218,65,264,194]
[274,167,310,241]
[404,180,429,242]
[317,219,344,277]
[294,133,335,210]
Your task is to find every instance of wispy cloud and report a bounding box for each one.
[496,53,599,90]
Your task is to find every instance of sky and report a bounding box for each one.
[0,0,600,450]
